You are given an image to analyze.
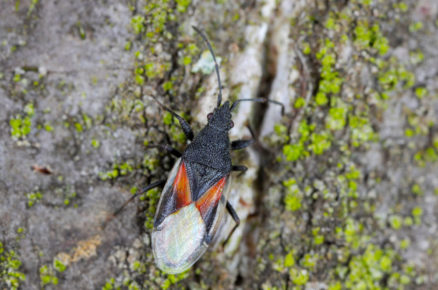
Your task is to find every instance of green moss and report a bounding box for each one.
[415,87,427,98]
[169,124,187,144]
[309,133,332,155]
[389,215,403,230]
[283,144,304,162]
[162,81,173,92]
[315,92,328,106]
[412,207,422,225]
[294,97,305,109]
[289,268,309,286]
[404,216,413,226]
[354,21,389,55]
[182,55,192,65]
[409,21,423,32]
[343,219,365,249]
[274,124,289,142]
[284,250,295,267]
[77,21,86,39]
[143,187,161,230]
[232,11,240,21]
[359,0,371,5]
[302,42,311,55]
[124,41,132,51]
[410,50,424,64]
[400,239,410,250]
[325,16,336,30]
[394,2,408,12]
[131,15,145,34]
[161,270,190,289]
[24,103,35,116]
[163,111,173,125]
[44,124,54,132]
[39,265,58,286]
[144,63,157,79]
[135,74,144,85]
[13,73,21,82]
[326,103,347,130]
[91,139,100,148]
[411,207,422,217]
[10,102,35,139]
[411,184,423,195]
[102,278,116,290]
[119,162,133,175]
[10,116,31,138]
[27,191,42,207]
[53,259,67,273]
[302,253,319,270]
[312,228,324,245]
[328,281,342,290]
[264,2,425,289]
[99,161,134,180]
[344,244,398,289]
[128,282,140,290]
[0,245,26,289]
[74,122,83,132]
[283,178,302,212]
[16,228,24,235]
[405,128,414,137]
[175,0,191,13]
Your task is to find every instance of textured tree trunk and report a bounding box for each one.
[1,0,437,289]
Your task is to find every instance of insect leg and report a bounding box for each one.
[232,165,248,173]
[222,201,240,246]
[151,97,194,141]
[173,114,194,141]
[231,123,257,150]
[230,98,285,115]
[147,144,182,158]
[231,139,254,150]
[102,179,166,228]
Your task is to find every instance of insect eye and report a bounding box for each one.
[207,113,213,120]
[229,121,234,128]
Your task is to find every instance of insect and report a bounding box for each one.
[107,26,284,274]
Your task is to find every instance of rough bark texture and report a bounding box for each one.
[1,0,437,289]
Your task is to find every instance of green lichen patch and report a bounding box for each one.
[257,0,435,288]
[26,191,43,207]
[10,102,34,140]
[0,244,26,290]
[39,264,58,286]
[99,161,134,181]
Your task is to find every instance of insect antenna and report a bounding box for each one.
[102,180,166,229]
[230,98,285,115]
[192,26,223,108]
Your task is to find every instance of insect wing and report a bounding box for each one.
[196,174,232,243]
[152,158,207,274]
[152,159,232,274]
[152,201,208,274]
[153,158,191,227]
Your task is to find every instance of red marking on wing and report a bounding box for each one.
[195,177,227,220]
[173,162,192,209]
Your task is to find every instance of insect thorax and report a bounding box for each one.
[183,125,231,173]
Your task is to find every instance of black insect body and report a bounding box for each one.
[109,26,284,274]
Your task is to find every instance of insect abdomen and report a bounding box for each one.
[152,203,208,274]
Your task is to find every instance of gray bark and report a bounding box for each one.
[1,0,437,289]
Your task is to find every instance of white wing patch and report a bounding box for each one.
[152,203,208,274]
